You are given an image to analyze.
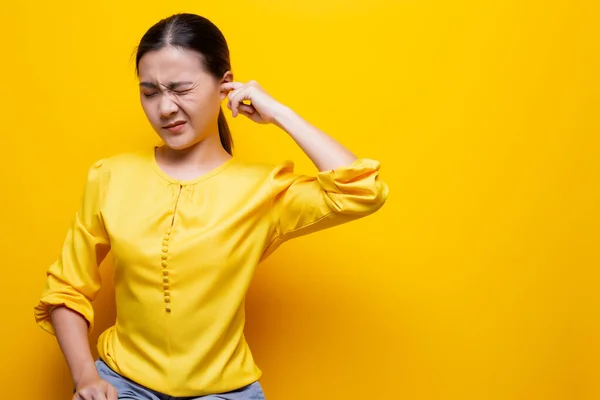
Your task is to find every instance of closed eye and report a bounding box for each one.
[143,92,158,98]
[173,89,192,95]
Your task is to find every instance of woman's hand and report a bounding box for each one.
[73,373,118,400]
[222,79,356,171]
[222,80,289,125]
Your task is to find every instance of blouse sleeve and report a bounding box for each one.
[264,158,389,256]
[33,160,111,335]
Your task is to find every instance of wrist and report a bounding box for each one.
[73,362,100,388]
[272,104,296,130]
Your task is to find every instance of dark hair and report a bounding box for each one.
[135,13,233,154]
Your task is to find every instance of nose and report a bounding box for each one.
[158,94,178,119]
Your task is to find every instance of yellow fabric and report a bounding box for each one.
[34,147,389,397]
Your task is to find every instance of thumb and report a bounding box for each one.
[238,104,256,116]
[106,383,118,400]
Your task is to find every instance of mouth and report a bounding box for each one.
[162,120,186,129]
[162,120,187,133]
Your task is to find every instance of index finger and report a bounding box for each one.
[221,82,244,91]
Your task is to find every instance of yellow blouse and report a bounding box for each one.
[34,147,389,397]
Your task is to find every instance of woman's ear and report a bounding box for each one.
[219,71,234,101]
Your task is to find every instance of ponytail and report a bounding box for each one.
[218,107,233,155]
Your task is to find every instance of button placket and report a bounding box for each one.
[160,228,171,312]
[161,184,183,313]
[161,237,171,312]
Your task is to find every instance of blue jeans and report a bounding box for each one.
[94,359,266,399]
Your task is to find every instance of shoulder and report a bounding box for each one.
[94,150,149,169]
[80,150,152,192]
[229,158,297,180]
[87,149,152,176]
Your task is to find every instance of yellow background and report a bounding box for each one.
[1,1,598,399]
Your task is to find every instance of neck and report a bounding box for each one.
[156,134,232,178]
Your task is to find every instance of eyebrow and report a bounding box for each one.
[139,81,194,90]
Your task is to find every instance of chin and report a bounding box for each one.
[160,134,200,151]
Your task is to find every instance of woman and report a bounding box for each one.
[34,13,388,400]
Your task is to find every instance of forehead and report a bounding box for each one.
[137,46,206,80]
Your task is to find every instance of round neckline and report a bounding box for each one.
[149,146,235,185]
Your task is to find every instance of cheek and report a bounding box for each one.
[140,98,158,121]
[182,92,221,121]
